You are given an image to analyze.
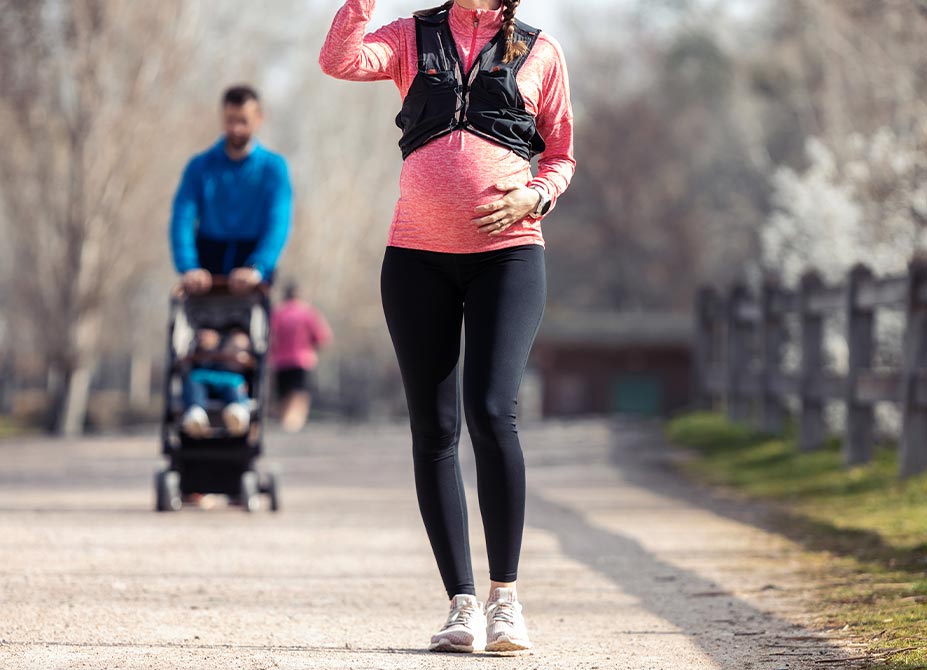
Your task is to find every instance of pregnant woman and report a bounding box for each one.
[320,0,575,653]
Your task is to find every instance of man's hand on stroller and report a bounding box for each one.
[230,267,263,294]
[182,269,213,294]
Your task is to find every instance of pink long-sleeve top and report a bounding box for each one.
[320,0,576,254]
[270,300,333,371]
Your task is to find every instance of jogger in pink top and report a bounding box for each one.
[270,282,333,432]
[321,0,575,653]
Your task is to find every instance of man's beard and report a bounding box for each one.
[227,136,251,150]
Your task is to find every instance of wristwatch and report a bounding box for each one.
[528,186,552,219]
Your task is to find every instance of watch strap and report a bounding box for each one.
[529,186,551,218]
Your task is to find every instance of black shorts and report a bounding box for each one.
[275,367,314,397]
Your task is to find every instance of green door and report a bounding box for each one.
[613,373,663,416]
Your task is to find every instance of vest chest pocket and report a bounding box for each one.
[396,69,460,131]
[468,67,522,109]
[414,68,458,93]
[465,65,544,160]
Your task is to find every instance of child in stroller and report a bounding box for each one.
[156,280,278,512]
[180,327,255,438]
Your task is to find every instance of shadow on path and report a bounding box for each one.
[525,420,853,670]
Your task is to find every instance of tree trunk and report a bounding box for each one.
[57,363,94,437]
[129,354,152,411]
[53,308,102,437]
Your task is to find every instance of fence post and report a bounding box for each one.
[899,255,927,478]
[799,271,826,451]
[725,282,752,424]
[0,350,13,415]
[759,274,785,434]
[694,287,717,410]
[843,263,875,466]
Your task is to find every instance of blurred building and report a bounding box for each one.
[530,311,693,418]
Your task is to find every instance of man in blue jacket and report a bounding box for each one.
[171,85,293,294]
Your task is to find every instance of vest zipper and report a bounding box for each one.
[468,14,480,71]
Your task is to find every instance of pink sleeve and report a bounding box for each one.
[319,0,405,86]
[313,311,334,348]
[304,307,334,348]
[527,36,576,211]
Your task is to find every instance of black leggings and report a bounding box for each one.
[380,244,546,598]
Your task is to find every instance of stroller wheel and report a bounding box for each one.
[240,471,260,513]
[262,472,281,512]
[155,470,182,512]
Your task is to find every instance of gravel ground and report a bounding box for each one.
[0,419,855,669]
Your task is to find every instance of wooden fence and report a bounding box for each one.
[694,256,927,477]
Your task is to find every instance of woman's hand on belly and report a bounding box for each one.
[472,179,542,237]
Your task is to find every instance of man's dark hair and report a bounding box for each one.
[223,85,260,107]
[284,281,299,301]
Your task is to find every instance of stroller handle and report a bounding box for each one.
[173,275,271,299]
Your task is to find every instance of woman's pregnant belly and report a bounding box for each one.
[388,131,544,253]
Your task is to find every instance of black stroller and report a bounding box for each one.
[155,280,279,512]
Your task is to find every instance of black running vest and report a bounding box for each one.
[395,10,546,161]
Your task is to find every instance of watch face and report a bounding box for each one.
[530,189,551,218]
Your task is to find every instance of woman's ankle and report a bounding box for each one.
[488,580,517,601]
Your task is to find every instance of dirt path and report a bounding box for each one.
[0,420,853,669]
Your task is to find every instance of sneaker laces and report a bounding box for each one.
[487,600,517,626]
[443,604,478,630]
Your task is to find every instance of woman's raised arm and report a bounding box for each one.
[319,0,404,84]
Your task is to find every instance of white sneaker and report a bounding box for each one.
[181,406,209,437]
[222,403,251,436]
[485,587,532,652]
[429,594,487,653]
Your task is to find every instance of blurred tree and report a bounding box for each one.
[546,0,926,313]
[0,0,197,434]
[546,7,771,312]
[757,0,927,282]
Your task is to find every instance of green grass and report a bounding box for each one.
[666,412,927,669]
[0,417,28,439]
